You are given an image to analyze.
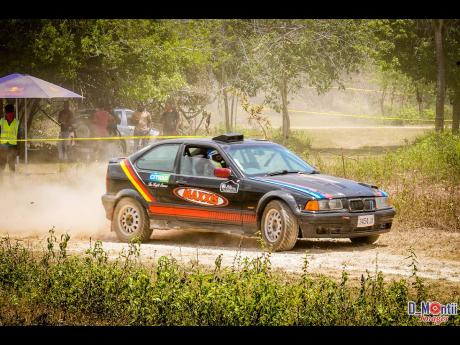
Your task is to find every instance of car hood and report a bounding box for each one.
[250,173,387,199]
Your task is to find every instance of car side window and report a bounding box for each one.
[126,110,135,126]
[179,145,227,177]
[136,144,180,172]
[114,110,122,123]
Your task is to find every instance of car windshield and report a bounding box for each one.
[223,144,315,176]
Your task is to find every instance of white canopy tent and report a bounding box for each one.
[0,73,83,164]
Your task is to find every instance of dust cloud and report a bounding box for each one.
[0,163,113,241]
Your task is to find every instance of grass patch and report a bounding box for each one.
[308,132,460,232]
[0,230,459,326]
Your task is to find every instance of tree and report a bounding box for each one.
[241,19,367,140]
[434,19,446,132]
[444,20,460,134]
[368,19,460,133]
[0,19,212,131]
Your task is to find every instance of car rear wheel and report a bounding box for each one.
[261,200,299,252]
[349,234,380,244]
[112,197,152,242]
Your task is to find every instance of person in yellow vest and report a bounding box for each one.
[207,149,224,168]
[0,104,22,173]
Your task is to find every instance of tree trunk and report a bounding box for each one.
[230,93,235,132]
[415,84,423,116]
[234,96,238,130]
[221,65,230,132]
[434,19,446,132]
[453,89,460,134]
[380,87,386,116]
[280,77,290,140]
[223,88,230,132]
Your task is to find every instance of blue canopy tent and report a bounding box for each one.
[0,73,83,164]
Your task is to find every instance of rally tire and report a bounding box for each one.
[261,200,299,252]
[350,234,380,245]
[112,197,152,242]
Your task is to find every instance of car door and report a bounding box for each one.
[133,143,182,211]
[163,144,244,226]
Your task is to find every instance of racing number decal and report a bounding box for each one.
[173,187,228,207]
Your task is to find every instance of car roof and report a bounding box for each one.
[154,138,278,147]
[155,138,275,147]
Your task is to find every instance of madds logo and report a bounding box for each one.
[173,187,228,207]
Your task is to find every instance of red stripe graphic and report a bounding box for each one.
[123,159,156,202]
[149,204,256,224]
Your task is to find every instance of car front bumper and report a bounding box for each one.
[298,207,396,238]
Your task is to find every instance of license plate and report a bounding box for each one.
[357,215,374,227]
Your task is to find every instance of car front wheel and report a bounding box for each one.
[261,200,299,252]
[112,197,152,242]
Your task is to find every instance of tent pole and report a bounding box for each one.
[15,99,19,167]
[24,99,28,165]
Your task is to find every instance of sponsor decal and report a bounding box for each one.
[173,187,228,207]
[408,301,457,325]
[149,172,170,183]
[147,182,168,188]
[220,180,239,193]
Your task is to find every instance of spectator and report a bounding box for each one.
[92,102,116,160]
[57,100,74,161]
[160,102,180,136]
[92,102,112,137]
[0,104,22,175]
[132,104,152,150]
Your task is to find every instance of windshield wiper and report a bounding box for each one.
[266,170,303,176]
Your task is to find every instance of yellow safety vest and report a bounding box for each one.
[0,118,19,145]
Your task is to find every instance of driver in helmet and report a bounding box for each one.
[207,149,224,168]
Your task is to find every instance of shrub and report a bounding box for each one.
[1,231,459,326]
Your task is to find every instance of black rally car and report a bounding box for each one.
[102,134,395,251]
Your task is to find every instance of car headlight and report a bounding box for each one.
[305,199,343,211]
[375,196,391,209]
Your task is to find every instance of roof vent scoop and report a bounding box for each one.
[212,133,244,143]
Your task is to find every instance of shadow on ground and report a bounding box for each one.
[139,229,387,254]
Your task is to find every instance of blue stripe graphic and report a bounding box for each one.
[249,177,325,199]
[379,190,388,197]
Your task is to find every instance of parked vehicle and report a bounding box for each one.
[101,133,396,251]
[72,108,160,161]
[112,108,160,153]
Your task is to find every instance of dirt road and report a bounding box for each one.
[2,162,459,284]
[14,228,458,283]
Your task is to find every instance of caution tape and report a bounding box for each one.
[14,135,207,143]
[10,109,451,143]
[286,109,453,122]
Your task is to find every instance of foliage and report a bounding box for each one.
[309,132,460,231]
[1,231,458,326]
[240,20,368,139]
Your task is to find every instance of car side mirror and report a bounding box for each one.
[214,167,232,179]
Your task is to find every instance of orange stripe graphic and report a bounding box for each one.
[120,159,155,203]
[149,205,256,224]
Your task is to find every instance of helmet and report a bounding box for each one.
[207,149,217,159]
